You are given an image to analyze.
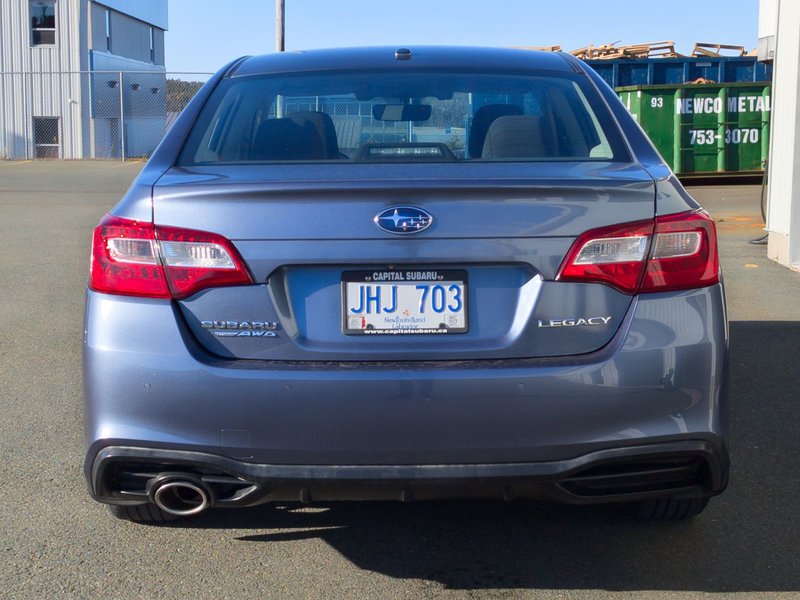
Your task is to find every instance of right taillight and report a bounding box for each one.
[557,209,719,294]
[89,214,253,299]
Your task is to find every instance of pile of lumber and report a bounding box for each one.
[520,42,759,60]
[570,41,679,60]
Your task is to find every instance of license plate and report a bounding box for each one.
[343,269,468,335]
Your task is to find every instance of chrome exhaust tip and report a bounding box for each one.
[148,474,214,517]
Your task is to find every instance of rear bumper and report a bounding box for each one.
[84,283,729,506]
[89,440,728,506]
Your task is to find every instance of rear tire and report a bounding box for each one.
[633,497,710,519]
[107,503,179,524]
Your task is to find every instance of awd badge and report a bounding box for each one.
[200,320,279,338]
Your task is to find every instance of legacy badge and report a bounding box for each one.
[538,316,612,328]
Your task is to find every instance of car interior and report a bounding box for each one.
[182,72,617,165]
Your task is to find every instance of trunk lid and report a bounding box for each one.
[152,162,654,361]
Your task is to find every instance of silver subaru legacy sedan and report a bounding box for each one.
[83,47,728,523]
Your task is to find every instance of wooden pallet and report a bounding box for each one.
[692,42,747,57]
[515,45,563,52]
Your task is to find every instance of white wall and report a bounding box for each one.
[759,0,778,62]
[766,0,800,269]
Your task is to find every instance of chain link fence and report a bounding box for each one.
[0,71,211,160]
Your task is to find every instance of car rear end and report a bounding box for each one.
[83,47,728,521]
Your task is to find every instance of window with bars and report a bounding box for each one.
[33,117,60,159]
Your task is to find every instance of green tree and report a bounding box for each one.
[167,79,204,113]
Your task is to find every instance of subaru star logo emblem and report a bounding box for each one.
[374,206,433,235]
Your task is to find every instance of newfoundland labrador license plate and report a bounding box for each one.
[343,269,468,335]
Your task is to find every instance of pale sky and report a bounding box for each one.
[165,0,760,74]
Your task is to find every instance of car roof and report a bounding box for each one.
[230,46,576,78]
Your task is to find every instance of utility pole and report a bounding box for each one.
[276,0,285,52]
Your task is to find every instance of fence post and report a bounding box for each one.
[118,71,126,161]
[87,72,96,159]
[24,72,31,160]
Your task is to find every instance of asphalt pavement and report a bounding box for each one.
[1,161,799,599]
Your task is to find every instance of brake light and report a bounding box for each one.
[90,216,170,298]
[556,210,719,294]
[89,215,253,299]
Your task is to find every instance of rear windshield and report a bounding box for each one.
[178,69,629,165]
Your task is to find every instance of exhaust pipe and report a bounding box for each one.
[147,473,214,517]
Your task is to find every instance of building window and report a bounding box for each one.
[104,9,112,52]
[149,27,155,63]
[30,0,56,46]
[33,117,60,159]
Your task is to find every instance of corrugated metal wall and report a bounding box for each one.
[89,4,166,66]
[0,9,4,158]
[1,0,85,158]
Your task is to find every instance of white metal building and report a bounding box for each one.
[760,0,800,271]
[0,0,168,159]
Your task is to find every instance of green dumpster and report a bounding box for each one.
[618,82,771,177]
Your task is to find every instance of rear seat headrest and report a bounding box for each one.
[481,115,551,159]
[468,104,523,158]
[251,117,324,161]
[287,111,340,159]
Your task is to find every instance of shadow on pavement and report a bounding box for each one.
[171,321,800,593]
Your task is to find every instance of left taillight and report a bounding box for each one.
[89,214,253,299]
